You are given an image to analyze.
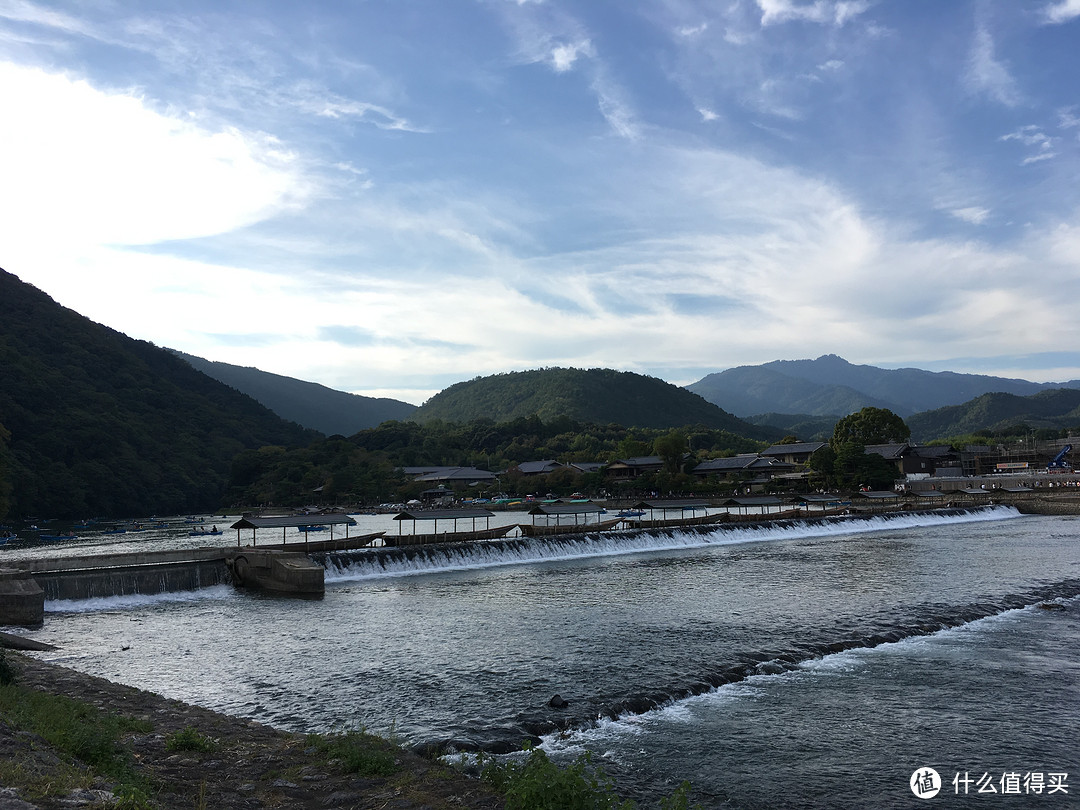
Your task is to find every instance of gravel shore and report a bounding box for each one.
[0,653,504,810]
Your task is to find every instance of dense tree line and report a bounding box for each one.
[224,417,768,508]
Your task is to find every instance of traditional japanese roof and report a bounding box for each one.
[230,513,357,530]
[855,490,901,500]
[568,461,605,474]
[692,455,758,473]
[864,443,911,459]
[515,460,564,475]
[761,442,827,456]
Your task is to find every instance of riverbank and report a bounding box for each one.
[0,652,504,809]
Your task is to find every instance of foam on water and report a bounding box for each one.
[45,584,238,613]
[537,592,1068,756]
[324,506,1021,583]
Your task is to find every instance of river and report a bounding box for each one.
[8,506,1080,807]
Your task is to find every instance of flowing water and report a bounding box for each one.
[8,506,1080,807]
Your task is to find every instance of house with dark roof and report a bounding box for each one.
[691,455,760,478]
[512,460,565,476]
[605,456,664,479]
[761,441,827,465]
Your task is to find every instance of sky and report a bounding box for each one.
[2,0,1080,405]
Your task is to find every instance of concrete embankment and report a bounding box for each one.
[1012,496,1080,516]
[20,548,233,603]
[2,547,326,626]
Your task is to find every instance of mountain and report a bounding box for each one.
[412,368,780,439]
[0,268,316,519]
[688,354,1080,418]
[174,352,416,436]
[907,388,1080,441]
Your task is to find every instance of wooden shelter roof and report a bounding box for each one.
[230,513,356,530]
[393,508,495,521]
[527,503,606,516]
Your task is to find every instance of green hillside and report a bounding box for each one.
[907,388,1080,441]
[413,368,780,439]
[0,268,316,519]
[175,352,416,436]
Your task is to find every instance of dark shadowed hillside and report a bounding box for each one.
[907,388,1080,441]
[688,354,1080,417]
[175,352,416,436]
[0,268,316,519]
[413,368,781,439]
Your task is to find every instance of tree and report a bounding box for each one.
[653,431,688,474]
[831,407,910,449]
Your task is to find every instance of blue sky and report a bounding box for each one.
[2,0,1080,405]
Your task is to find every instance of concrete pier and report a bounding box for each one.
[0,547,327,625]
[226,550,324,597]
[0,569,45,626]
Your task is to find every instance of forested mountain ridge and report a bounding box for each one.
[906,388,1080,441]
[0,269,316,519]
[413,368,781,440]
[174,352,416,436]
[688,354,1080,418]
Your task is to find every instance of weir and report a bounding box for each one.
[1,547,326,626]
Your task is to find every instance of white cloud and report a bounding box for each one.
[550,38,593,72]
[951,207,991,225]
[1000,125,1058,164]
[757,0,870,27]
[1042,0,1080,24]
[966,26,1021,107]
[698,107,719,122]
[0,62,309,252]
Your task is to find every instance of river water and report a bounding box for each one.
[7,506,1080,808]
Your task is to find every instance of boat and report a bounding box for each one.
[295,525,329,533]
[518,517,624,537]
[617,509,646,518]
[189,529,223,537]
[103,527,127,535]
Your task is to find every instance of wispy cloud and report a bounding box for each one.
[950,207,991,225]
[1000,125,1058,164]
[1042,0,1080,24]
[966,26,1021,107]
[757,0,871,27]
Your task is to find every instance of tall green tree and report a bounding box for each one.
[653,431,688,474]
[831,407,910,448]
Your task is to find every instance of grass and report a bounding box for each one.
[0,678,154,803]
[305,729,401,777]
[165,725,218,753]
[479,746,701,810]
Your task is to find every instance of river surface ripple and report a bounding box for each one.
[16,506,1080,808]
